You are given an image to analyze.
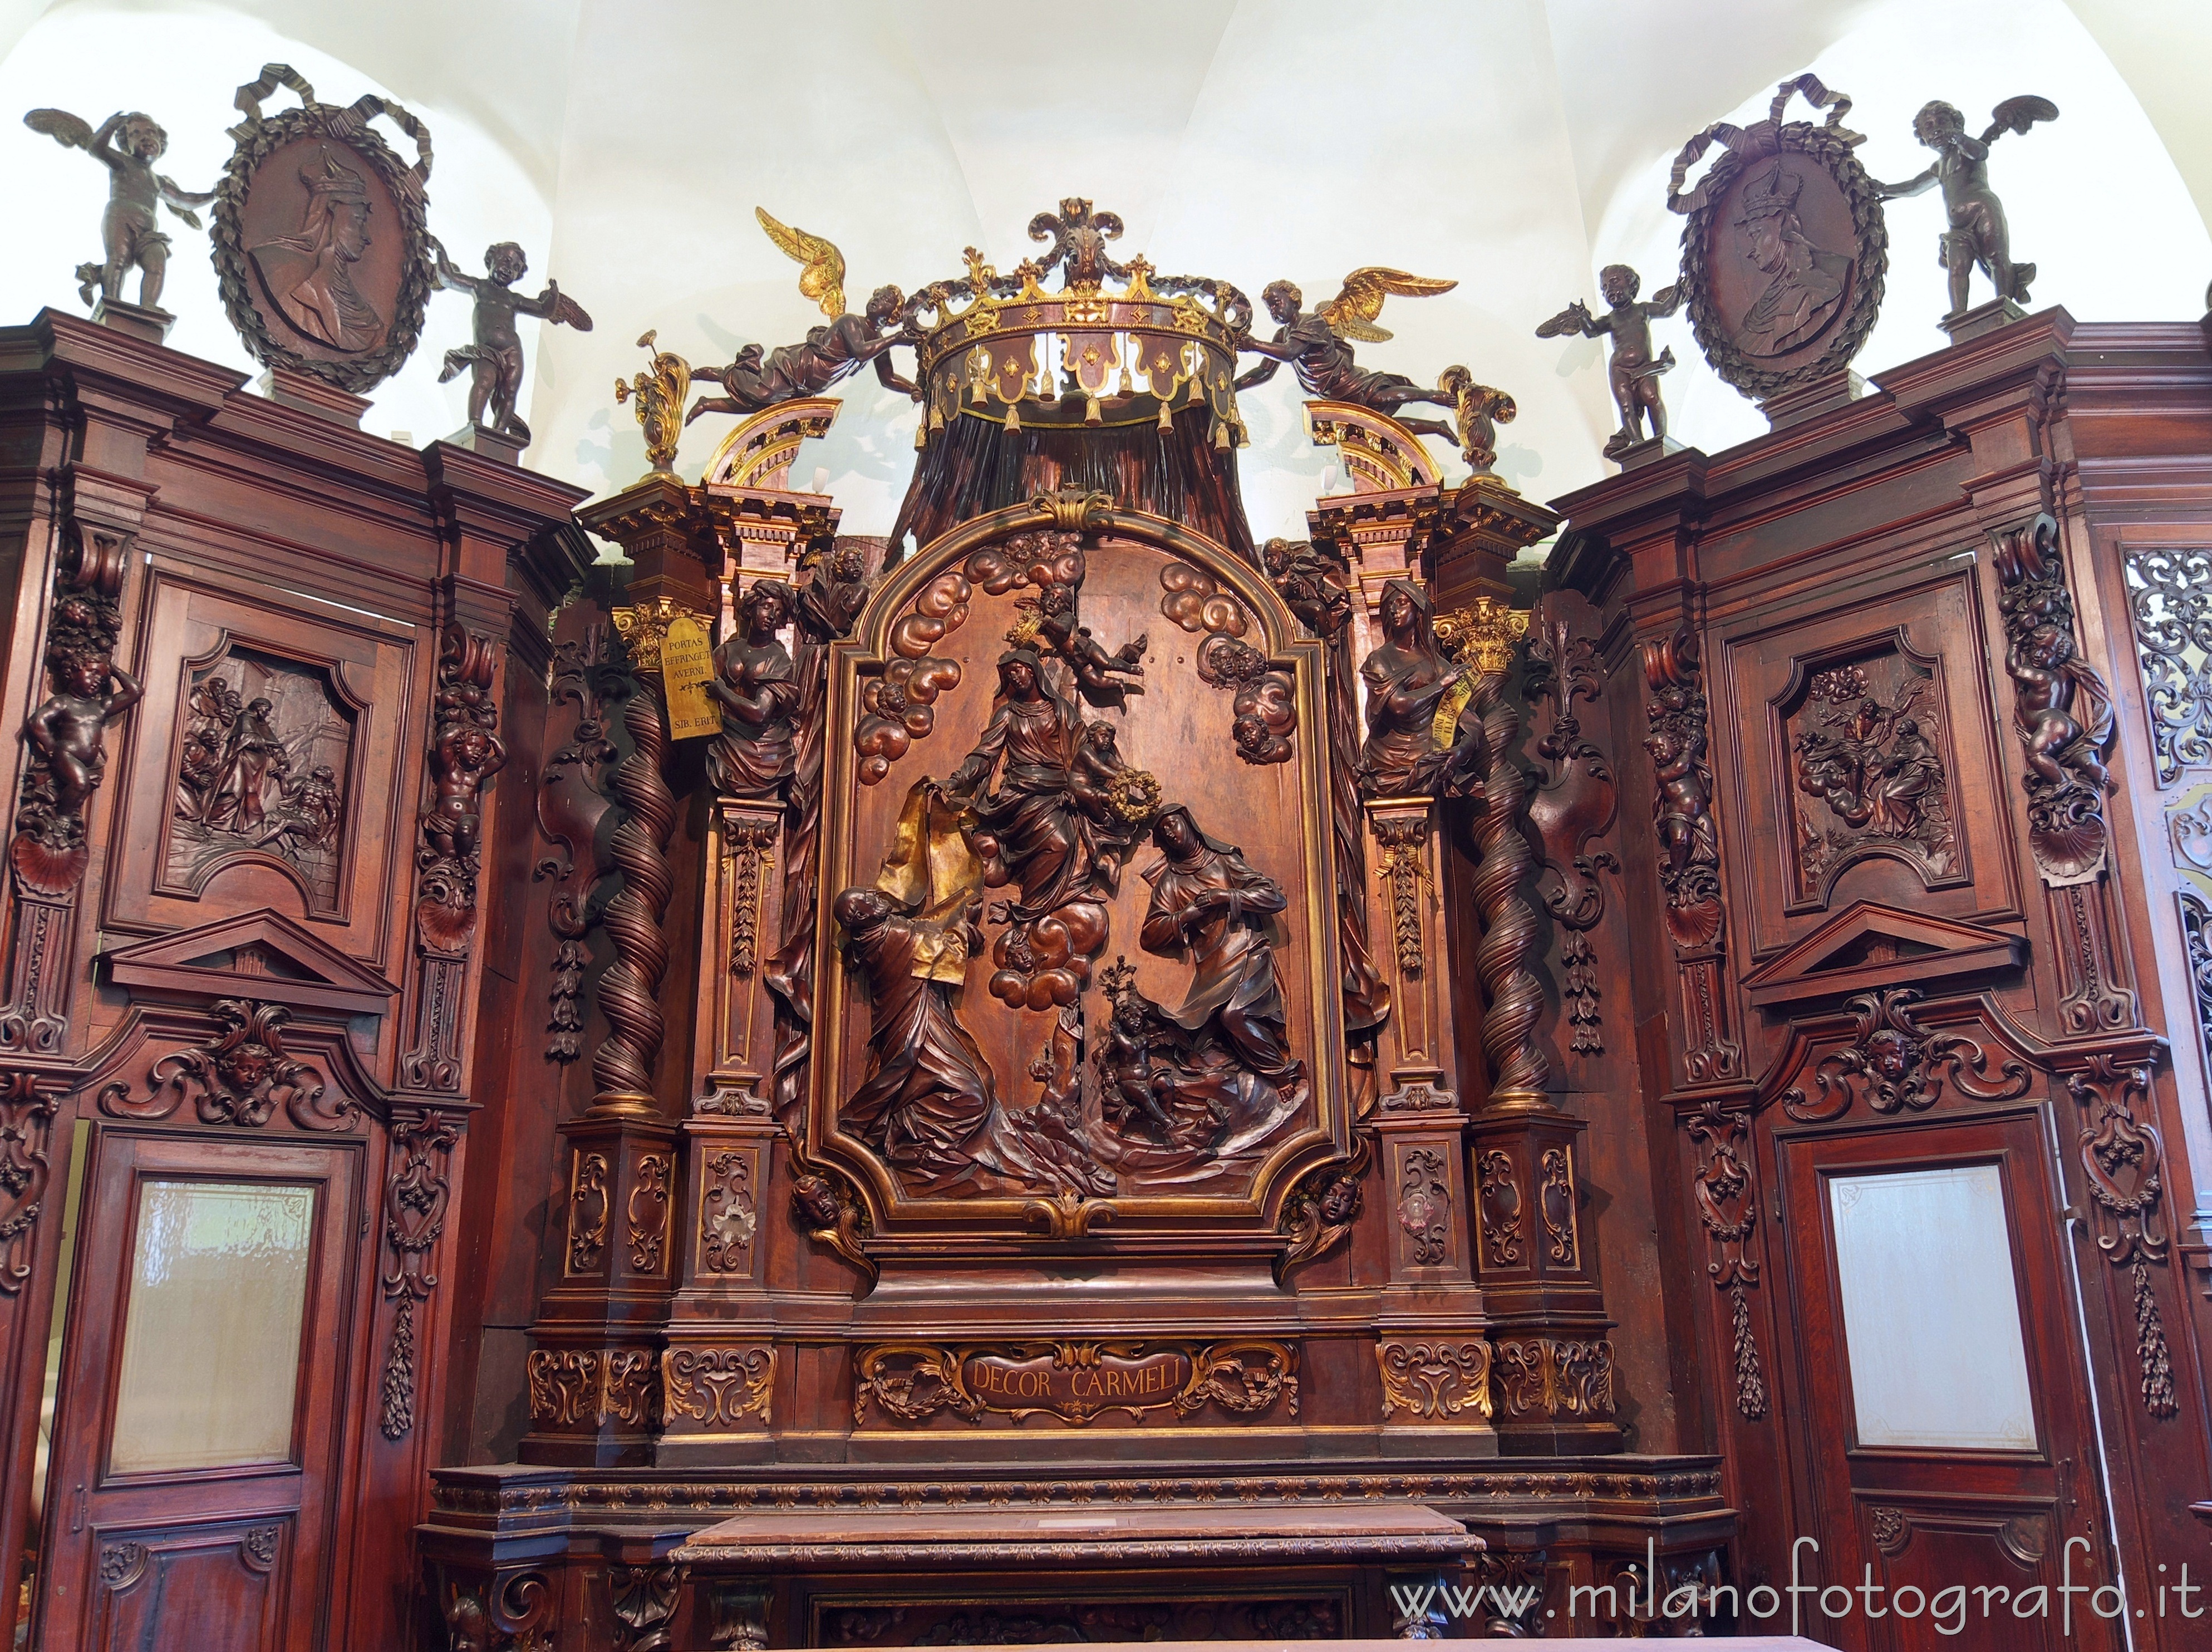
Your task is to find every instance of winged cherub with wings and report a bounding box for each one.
[688,208,916,425]
[1875,95,2058,319]
[1233,268,1459,442]
[24,107,213,311]
[431,237,593,442]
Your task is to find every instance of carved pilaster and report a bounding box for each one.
[1683,1102,1767,1422]
[380,1109,460,1440]
[1525,601,1619,1054]
[695,800,783,1113]
[0,1071,66,1295]
[2063,1053,2178,1419]
[538,612,623,1065]
[1363,798,1454,1105]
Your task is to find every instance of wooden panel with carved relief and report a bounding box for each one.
[103,565,417,962]
[1721,569,2022,960]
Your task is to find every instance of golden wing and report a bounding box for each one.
[1315,267,1458,342]
[756,205,847,319]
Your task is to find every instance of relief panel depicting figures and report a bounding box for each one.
[813,521,1341,1225]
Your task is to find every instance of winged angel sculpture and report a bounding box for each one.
[1874,95,2058,319]
[23,107,213,310]
[1235,267,1460,442]
[688,207,916,424]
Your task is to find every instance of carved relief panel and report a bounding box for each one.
[812,505,1344,1241]
[106,570,416,963]
[1727,580,2019,960]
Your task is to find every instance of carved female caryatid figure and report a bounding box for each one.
[1358,578,1464,797]
[705,580,800,800]
[1138,805,1306,1115]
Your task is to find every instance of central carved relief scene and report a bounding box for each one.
[815,521,1338,1215]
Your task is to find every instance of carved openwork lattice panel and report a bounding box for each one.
[813,507,1343,1237]
[164,642,358,913]
[1728,585,2014,958]
[2121,547,2212,786]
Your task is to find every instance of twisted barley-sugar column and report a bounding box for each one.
[589,678,676,1113]
[1471,666,1549,1108]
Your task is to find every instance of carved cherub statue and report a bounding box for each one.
[1537,264,1682,457]
[24,108,213,311]
[22,594,142,839]
[687,208,916,424]
[1235,268,1460,443]
[430,238,592,442]
[1436,366,1516,474]
[1874,96,2058,319]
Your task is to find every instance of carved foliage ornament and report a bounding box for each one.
[1665,75,1889,401]
[0,1072,65,1294]
[700,1149,757,1275]
[2066,1055,2177,1418]
[662,1345,774,1428]
[537,618,624,1064]
[1991,514,2117,884]
[2121,547,2212,786]
[379,1113,456,1440]
[1492,1337,1616,1420]
[525,1346,657,1429]
[212,63,435,392]
[1527,607,1618,1056]
[1397,1147,1451,1266]
[1684,1103,1767,1421]
[2181,892,2212,1079]
[1377,1339,1493,1422]
[1783,988,2029,1122]
[97,999,353,1130]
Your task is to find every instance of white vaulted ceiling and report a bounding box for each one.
[3,0,2206,545]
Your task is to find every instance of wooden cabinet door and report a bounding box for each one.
[34,1129,362,1652]
[1776,1114,2117,1652]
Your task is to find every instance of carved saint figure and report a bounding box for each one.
[24,108,213,310]
[1537,264,1682,455]
[687,209,914,423]
[1136,806,1306,1143]
[1235,271,1459,444]
[431,239,592,440]
[209,697,285,833]
[248,146,383,352]
[22,614,142,828]
[1358,579,1463,797]
[704,580,800,800]
[1874,97,2057,318]
[1731,163,1849,358]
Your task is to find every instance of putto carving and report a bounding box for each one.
[23,106,213,313]
[1397,1147,1451,1267]
[1536,264,1682,458]
[1235,267,1461,443]
[211,63,435,391]
[2121,547,2212,786]
[1437,367,1516,475]
[96,1000,351,1130]
[0,1072,65,1294]
[1377,1339,1493,1422]
[790,1159,875,1283]
[1685,1103,1767,1421]
[1665,75,1889,403]
[13,527,138,898]
[2066,1055,2177,1418]
[169,646,353,907]
[688,208,914,425]
[429,235,592,444]
[662,1346,774,1428]
[1871,96,2057,322]
[1276,1135,1368,1278]
[699,1150,757,1275]
[1788,652,1954,894]
[1990,514,2116,884]
[417,623,506,955]
[379,1113,458,1440]
[1782,989,2031,1122]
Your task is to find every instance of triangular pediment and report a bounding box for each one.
[1743,901,2025,1008]
[100,908,400,1018]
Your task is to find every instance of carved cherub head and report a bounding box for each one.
[1864,1028,1914,1081]
[1600,264,1640,306]
[1913,100,1967,148]
[865,284,906,327]
[1261,280,1302,324]
[1318,1170,1360,1224]
[58,651,106,696]
[485,242,528,285]
[120,113,166,160]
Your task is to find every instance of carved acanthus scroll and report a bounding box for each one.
[0,1071,65,1294]
[1525,604,1618,1053]
[2066,1055,2177,1419]
[95,1000,353,1130]
[380,1113,458,1439]
[537,619,623,1063]
[1685,1103,1767,1421]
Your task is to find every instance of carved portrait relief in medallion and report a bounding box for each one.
[165,643,357,912]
